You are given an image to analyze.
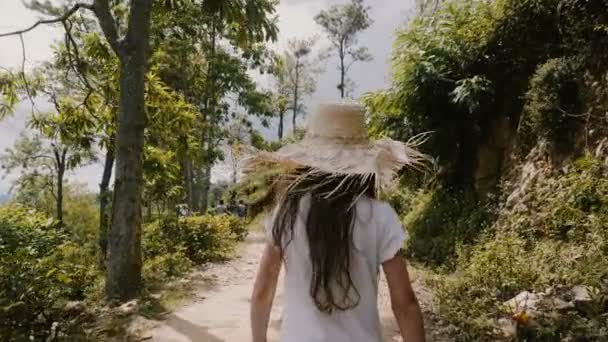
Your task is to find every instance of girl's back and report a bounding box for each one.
[274,194,405,342]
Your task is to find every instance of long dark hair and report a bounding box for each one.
[271,170,376,314]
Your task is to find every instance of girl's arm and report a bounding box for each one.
[382,254,426,342]
[251,243,282,342]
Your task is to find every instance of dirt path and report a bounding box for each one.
[142,232,446,342]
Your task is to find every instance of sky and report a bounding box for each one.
[0,0,416,195]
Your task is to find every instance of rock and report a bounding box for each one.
[496,317,517,338]
[571,285,594,314]
[544,297,575,312]
[45,322,59,342]
[63,301,86,314]
[572,285,592,302]
[504,291,543,315]
[117,300,139,316]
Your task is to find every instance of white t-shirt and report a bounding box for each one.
[266,195,406,342]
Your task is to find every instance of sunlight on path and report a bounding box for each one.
[146,231,429,342]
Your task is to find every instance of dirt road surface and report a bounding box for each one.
[141,232,445,342]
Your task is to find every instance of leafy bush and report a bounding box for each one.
[0,205,100,339]
[144,214,244,267]
[143,248,193,284]
[433,156,608,339]
[402,188,494,267]
[518,57,584,153]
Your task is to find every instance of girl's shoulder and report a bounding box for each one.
[355,196,399,222]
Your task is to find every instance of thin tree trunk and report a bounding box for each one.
[278,111,284,139]
[200,159,212,213]
[98,148,114,269]
[53,148,67,225]
[339,41,345,99]
[292,58,300,130]
[183,156,195,210]
[199,16,217,214]
[57,151,66,225]
[105,0,153,302]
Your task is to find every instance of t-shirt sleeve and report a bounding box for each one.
[377,202,407,264]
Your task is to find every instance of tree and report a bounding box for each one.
[270,37,323,134]
[269,57,290,139]
[0,0,155,301]
[285,38,323,130]
[314,0,373,98]
[149,0,278,214]
[1,124,95,225]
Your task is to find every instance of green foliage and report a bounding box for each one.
[251,130,282,152]
[518,57,584,153]
[403,188,493,267]
[0,71,18,119]
[365,0,608,186]
[0,205,100,339]
[434,156,608,339]
[143,248,193,285]
[144,214,245,267]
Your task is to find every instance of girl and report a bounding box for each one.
[248,103,427,342]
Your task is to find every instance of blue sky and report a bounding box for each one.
[0,0,415,194]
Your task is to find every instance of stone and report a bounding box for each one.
[63,301,86,313]
[571,285,592,302]
[571,285,594,314]
[545,297,575,312]
[117,300,139,316]
[504,291,543,315]
[496,317,517,338]
[45,322,59,342]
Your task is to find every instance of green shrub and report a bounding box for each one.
[403,188,493,267]
[433,156,608,339]
[144,214,243,266]
[519,57,584,154]
[433,231,535,340]
[0,205,100,340]
[143,248,193,284]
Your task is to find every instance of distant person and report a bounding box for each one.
[216,200,227,215]
[237,200,247,219]
[227,199,238,216]
[249,103,428,342]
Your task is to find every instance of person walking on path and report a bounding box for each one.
[247,102,429,342]
[215,200,227,215]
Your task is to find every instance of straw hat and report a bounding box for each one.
[243,102,430,191]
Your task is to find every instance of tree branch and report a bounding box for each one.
[62,20,99,120]
[18,34,37,115]
[93,0,122,55]
[0,3,94,38]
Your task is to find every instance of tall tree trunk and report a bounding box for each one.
[182,155,196,211]
[199,16,217,214]
[278,111,284,139]
[105,0,153,302]
[53,148,67,225]
[98,148,114,269]
[339,41,345,99]
[292,58,301,130]
[200,156,212,213]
